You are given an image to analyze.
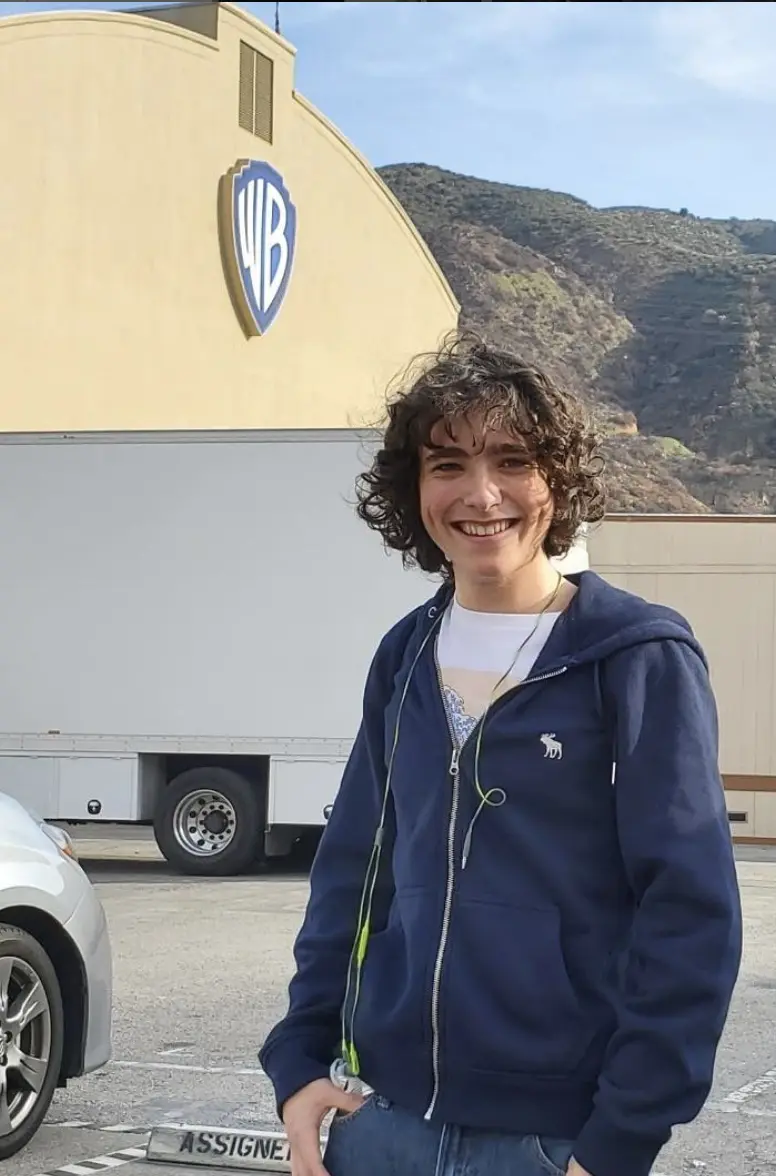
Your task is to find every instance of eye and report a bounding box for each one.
[430,460,462,473]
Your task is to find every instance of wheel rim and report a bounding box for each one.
[0,956,53,1138]
[172,789,238,857]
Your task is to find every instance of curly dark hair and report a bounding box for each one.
[355,330,605,576]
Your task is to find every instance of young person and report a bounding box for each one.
[259,334,742,1176]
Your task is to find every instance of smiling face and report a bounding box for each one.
[418,413,557,609]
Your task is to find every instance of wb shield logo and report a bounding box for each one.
[219,160,297,338]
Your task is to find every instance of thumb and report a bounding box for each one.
[329,1087,366,1116]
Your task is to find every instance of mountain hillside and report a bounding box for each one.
[378,163,776,513]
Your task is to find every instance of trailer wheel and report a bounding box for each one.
[154,767,263,877]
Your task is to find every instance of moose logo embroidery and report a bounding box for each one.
[540,733,563,760]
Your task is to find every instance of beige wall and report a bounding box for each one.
[589,516,776,780]
[0,3,458,432]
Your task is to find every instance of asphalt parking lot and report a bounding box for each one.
[16,831,776,1176]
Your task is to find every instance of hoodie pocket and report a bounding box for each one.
[353,889,434,1050]
[443,900,590,1076]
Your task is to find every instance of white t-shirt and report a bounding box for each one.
[437,598,560,748]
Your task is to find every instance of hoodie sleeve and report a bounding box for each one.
[257,624,407,1118]
[573,636,743,1176]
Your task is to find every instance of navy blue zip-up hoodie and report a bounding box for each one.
[259,571,742,1176]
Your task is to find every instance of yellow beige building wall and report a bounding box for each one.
[0,2,459,432]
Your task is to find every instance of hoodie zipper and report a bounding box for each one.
[423,651,568,1121]
[425,646,462,1121]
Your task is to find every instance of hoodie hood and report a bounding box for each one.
[406,569,706,678]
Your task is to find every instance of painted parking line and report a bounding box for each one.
[719,1066,776,1107]
[110,1061,266,1077]
[707,1102,776,1119]
[54,1123,151,1134]
[30,1145,145,1176]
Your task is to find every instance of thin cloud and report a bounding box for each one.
[353,1,616,80]
[655,1,776,101]
[349,3,674,116]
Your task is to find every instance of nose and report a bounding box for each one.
[461,464,501,511]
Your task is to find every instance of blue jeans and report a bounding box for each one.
[323,1093,576,1176]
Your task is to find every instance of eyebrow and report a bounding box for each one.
[422,442,529,461]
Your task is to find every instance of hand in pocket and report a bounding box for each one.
[283,1078,364,1176]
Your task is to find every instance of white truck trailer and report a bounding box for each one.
[0,427,588,875]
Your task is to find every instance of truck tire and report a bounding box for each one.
[154,767,264,877]
[0,924,65,1161]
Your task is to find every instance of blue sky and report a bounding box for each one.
[2,1,775,220]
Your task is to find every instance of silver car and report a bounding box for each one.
[0,791,112,1159]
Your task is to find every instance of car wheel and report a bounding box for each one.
[0,924,65,1160]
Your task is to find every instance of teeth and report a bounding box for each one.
[458,520,513,536]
